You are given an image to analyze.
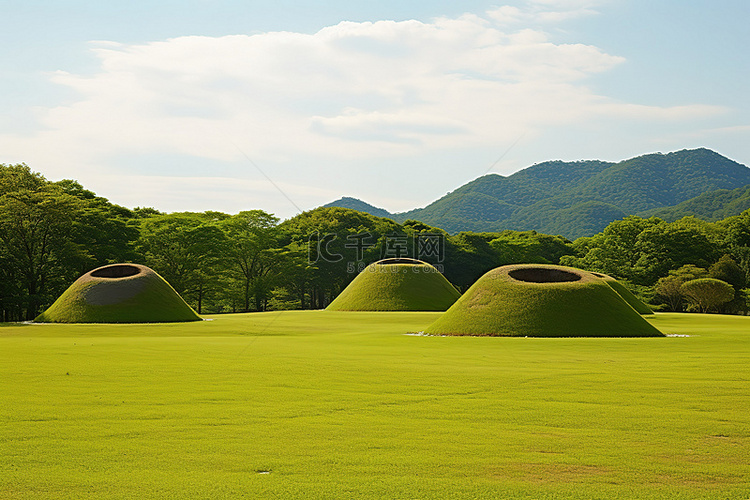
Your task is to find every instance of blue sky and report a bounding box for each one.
[1,0,748,218]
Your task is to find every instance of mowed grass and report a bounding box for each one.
[1,312,749,499]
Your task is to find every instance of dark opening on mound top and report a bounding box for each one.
[90,264,141,278]
[374,258,425,266]
[35,263,201,323]
[424,263,663,337]
[508,267,582,283]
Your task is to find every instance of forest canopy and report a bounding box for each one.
[2,163,748,321]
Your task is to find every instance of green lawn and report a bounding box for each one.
[1,312,749,499]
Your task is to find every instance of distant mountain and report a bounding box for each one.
[323,148,750,239]
[321,196,392,219]
[641,183,750,222]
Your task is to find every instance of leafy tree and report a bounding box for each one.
[55,179,141,272]
[0,243,18,321]
[565,216,723,286]
[560,216,662,281]
[444,232,501,290]
[489,230,573,266]
[0,163,46,192]
[280,207,402,308]
[221,210,281,312]
[709,255,747,313]
[633,218,720,284]
[680,278,734,313]
[720,209,750,282]
[132,206,163,218]
[653,265,708,312]
[0,166,84,319]
[653,277,683,312]
[271,241,317,309]
[402,220,449,269]
[138,212,227,313]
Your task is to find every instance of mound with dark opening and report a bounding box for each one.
[326,259,461,311]
[425,264,663,337]
[590,272,654,315]
[35,263,201,323]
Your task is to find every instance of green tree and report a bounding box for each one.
[55,179,141,272]
[720,209,750,285]
[680,278,734,313]
[634,218,720,284]
[138,212,227,313]
[444,232,502,290]
[489,230,573,266]
[561,216,662,282]
[271,241,317,310]
[280,207,402,308]
[709,254,747,313]
[0,166,84,319]
[221,210,281,312]
[653,265,708,312]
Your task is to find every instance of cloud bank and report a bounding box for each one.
[0,1,726,215]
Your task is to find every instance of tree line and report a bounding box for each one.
[2,163,748,321]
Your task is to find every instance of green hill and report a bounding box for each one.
[35,263,201,323]
[424,264,663,337]
[640,183,750,222]
[326,259,461,311]
[321,197,392,219]
[324,149,750,238]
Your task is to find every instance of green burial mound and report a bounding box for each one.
[35,263,201,323]
[326,258,461,311]
[424,264,663,337]
[591,272,654,315]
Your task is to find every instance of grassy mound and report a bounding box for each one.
[326,258,461,311]
[35,263,201,323]
[591,272,654,315]
[425,264,663,337]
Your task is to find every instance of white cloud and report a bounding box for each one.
[0,4,728,215]
[490,0,604,24]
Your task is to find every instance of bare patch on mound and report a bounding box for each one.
[509,267,582,283]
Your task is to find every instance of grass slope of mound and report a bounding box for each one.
[326,259,461,311]
[425,264,663,337]
[592,272,654,315]
[35,263,201,323]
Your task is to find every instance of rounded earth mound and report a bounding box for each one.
[590,272,654,315]
[326,259,461,311]
[424,264,663,337]
[35,263,201,323]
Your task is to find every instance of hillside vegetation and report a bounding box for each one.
[642,183,750,222]
[325,148,750,238]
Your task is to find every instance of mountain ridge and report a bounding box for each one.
[322,148,750,239]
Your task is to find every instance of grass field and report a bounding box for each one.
[1,312,749,499]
